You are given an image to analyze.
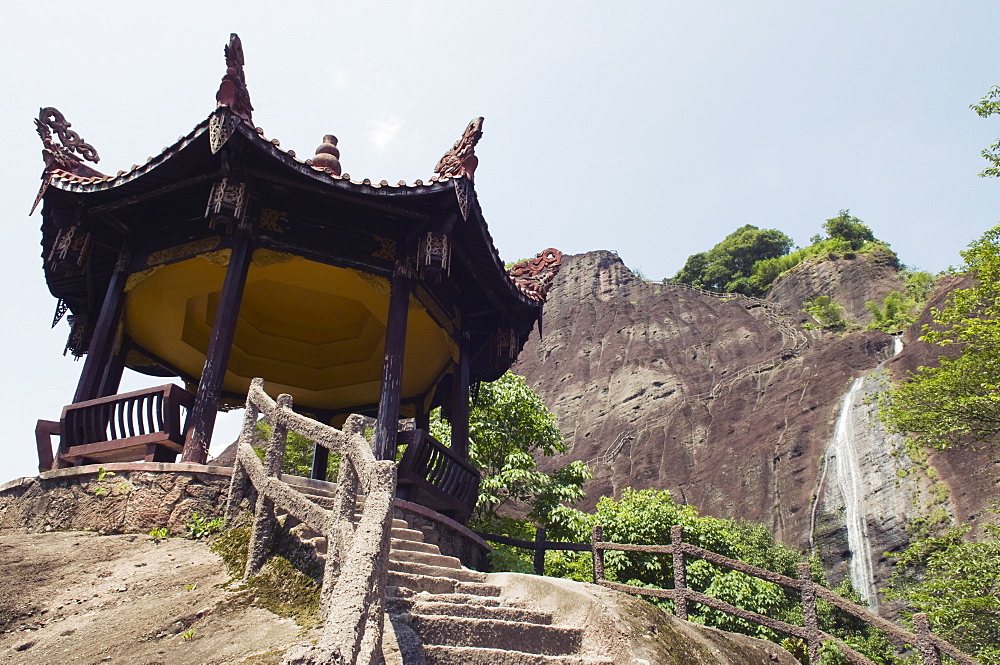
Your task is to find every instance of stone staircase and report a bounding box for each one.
[385,515,613,665]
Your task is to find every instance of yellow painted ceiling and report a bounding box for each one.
[123,251,455,411]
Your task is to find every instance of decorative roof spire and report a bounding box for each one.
[434,117,483,181]
[215,33,253,124]
[310,135,342,175]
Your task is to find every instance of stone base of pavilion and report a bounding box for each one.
[0,462,489,571]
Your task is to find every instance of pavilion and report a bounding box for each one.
[32,34,560,522]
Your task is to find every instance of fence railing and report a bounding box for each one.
[590,525,979,665]
[226,378,396,665]
[54,384,194,467]
[396,429,479,524]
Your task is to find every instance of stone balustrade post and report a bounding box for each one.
[672,525,688,621]
[798,562,820,665]
[914,613,941,665]
[591,525,605,584]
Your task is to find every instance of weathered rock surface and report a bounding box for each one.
[514,251,998,600]
[0,531,312,665]
[767,248,904,327]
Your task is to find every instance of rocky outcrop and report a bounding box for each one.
[515,251,895,550]
[767,249,904,327]
[514,251,999,601]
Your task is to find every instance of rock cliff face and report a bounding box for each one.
[514,251,996,598]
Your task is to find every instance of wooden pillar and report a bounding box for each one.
[450,332,471,458]
[182,228,254,463]
[311,443,329,481]
[73,244,132,403]
[97,345,127,399]
[373,261,412,460]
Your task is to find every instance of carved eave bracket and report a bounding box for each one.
[434,117,483,182]
[508,248,563,302]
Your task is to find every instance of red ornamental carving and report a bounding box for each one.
[434,117,483,180]
[508,248,563,301]
[35,107,101,171]
[215,33,254,124]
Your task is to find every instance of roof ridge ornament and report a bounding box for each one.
[31,107,103,214]
[508,248,564,302]
[35,107,100,170]
[434,117,483,181]
[215,33,254,124]
[310,135,342,175]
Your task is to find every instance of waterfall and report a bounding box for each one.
[828,376,878,610]
[812,336,905,611]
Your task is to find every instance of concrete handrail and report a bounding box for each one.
[226,378,396,665]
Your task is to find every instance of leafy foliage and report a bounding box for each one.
[255,421,340,481]
[864,271,936,333]
[879,224,1000,450]
[431,371,592,530]
[673,225,794,294]
[540,488,804,641]
[184,511,225,539]
[971,85,1000,178]
[823,210,875,250]
[803,295,848,331]
[886,524,1000,663]
[673,213,898,297]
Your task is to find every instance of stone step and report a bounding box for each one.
[388,572,501,597]
[390,537,439,554]
[422,646,614,665]
[390,548,461,570]
[411,615,583,655]
[408,600,554,625]
[387,588,503,607]
[389,560,485,583]
[391,526,426,542]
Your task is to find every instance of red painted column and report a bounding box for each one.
[373,261,412,460]
[182,228,254,463]
[73,244,132,404]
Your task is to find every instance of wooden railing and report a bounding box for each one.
[591,525,979,665]
[226,378,396,665]
[396,429,480,524]
[54,384,193,467]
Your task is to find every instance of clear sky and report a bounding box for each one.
[3,1,999,483]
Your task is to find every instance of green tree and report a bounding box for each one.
[255,422,339,481]
[673,225,794,294]
[865,291,916,333]
[879,224,1000,450]
[803,295,848,330]
[431,371,592,530]
[971,84,1000,178]
[543,488,804,641]
[886,524,1000,663]
[823,210,875,250]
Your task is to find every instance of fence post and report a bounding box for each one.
[224,401,259,525]
[798,562,820,665]
[244,394,291,580]
[671,525,688,621]
[264,394,291,475]
[591,525,605,584]
[534,527,547,576]
[914,613,941,665]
